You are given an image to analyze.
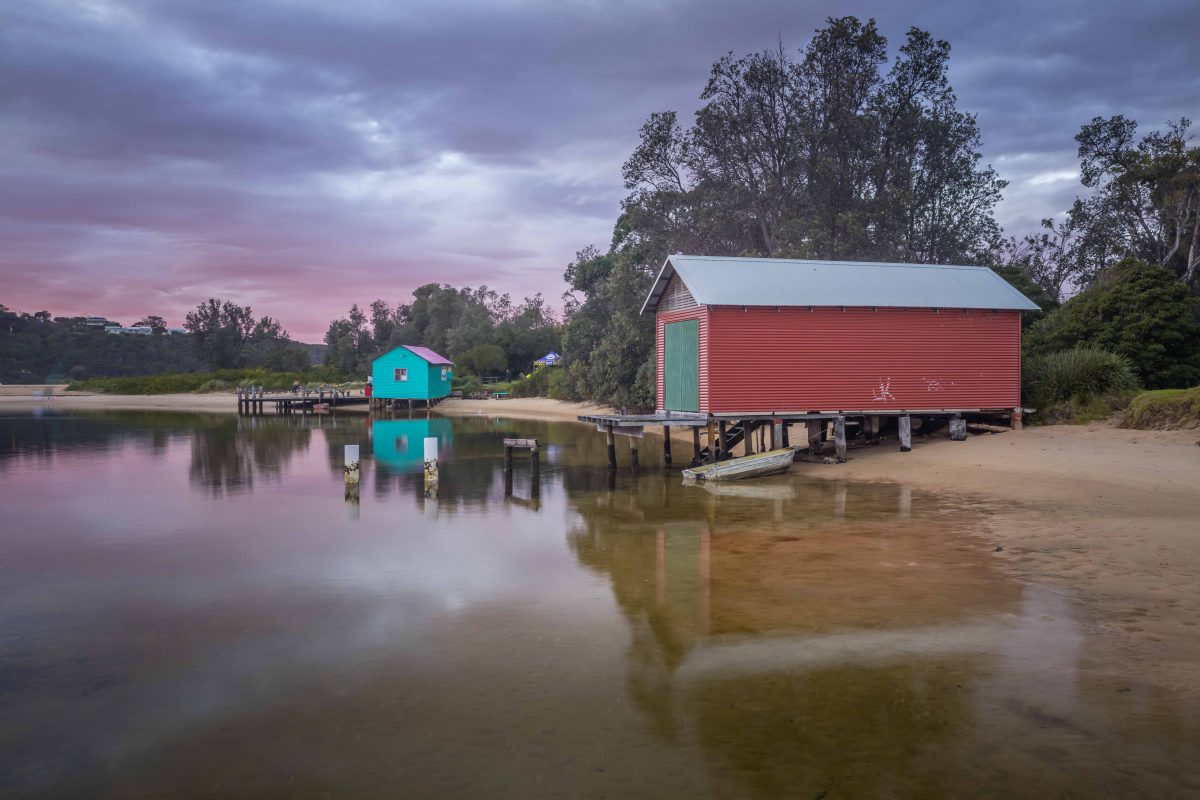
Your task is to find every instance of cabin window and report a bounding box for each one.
[395,368,407,382]
[441,368,448,380]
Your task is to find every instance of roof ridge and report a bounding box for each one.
[670,254,989,271]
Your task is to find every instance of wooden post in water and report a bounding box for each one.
[344,444,360,485]
[899,415,912,452]
[629,438,639,470]
[662,426,672,468]
[744,421,754,457]
[949,417,967,441]
[867,415,880,444]
[834,416,847,462]
[607,425,617,470]
[772,419,783,451]
[705,420,716,464]
[423,437,438,498]
[717,421,727,461]
[692,427,701,463]
[781,422,790,448]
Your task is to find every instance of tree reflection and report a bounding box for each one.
[188,416,313,496]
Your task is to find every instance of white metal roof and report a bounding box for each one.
[641,255,1041,313]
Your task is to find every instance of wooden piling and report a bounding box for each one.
[1010,409,1023,430]
[607,425,617,470]
[899,415,912,452]
[772,419,783,451]
[806,419,821,454]
[662,426,672,467]
[706,420,716,464]
[834,415,847,462]
[630,439,639,470]
[717,421,727,460]
[744,421,754,457]
[949,417,967,441]
[692,427,702,462]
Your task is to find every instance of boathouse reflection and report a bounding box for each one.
[568,477,1023,797]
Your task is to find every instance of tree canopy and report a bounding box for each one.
[323,285,561,378]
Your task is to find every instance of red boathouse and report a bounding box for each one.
[643,255,1040,416]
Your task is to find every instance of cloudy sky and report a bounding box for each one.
[3,0,1197,341]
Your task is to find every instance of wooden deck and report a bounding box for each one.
[579,407,1023,471]
[236,388,368,415]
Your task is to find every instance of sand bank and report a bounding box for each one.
[0,386,241,413]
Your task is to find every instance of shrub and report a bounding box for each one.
[1025,259,1200,389]
[1023,346,1139,421]
[509,366,553,398]
[1121,387,1200,430]
[68,366,353,394]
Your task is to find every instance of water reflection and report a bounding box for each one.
[0,411,1197,798]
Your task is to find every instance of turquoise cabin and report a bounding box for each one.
[372,418,453,473]
[371,345,454,401]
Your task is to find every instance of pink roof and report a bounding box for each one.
[402,345,453,365]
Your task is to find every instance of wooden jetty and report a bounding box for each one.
[236,386,368,415]
[579,408,1021,471]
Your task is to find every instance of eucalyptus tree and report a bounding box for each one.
[619,16,1005,265]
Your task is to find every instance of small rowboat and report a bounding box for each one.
[682,447,797,482]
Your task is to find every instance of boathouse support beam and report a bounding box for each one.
[662,426,672,468]
[899,415,912,453]
[834,416,847,462]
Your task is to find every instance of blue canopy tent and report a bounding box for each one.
[533,351,561,367]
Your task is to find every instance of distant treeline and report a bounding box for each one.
[0,302,324,384]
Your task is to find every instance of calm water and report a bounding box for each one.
[1,410,1197,798]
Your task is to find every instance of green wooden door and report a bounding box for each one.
[664,319,700,412]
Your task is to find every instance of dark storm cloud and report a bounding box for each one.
[2,0,1197,340]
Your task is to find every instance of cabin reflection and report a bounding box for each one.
[568,476,1022,797]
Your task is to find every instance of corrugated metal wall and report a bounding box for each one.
[705,307,1021,412]
[656,307,709,411]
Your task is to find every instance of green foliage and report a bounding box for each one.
[1003,116,1200,297]
[1025,259,1200,389]
[990,264,1058,326]
[324,289,562,379]
[68,366,351,395]
[621,17,1005,264]
[506,364,568,399]
[454,343,507,376]
[184,298,256,369]
[1022,346,1138,422]
[560,248,656,410]
[0,303,318,384]
[1121,387,1200,430]
[0,309,206,383]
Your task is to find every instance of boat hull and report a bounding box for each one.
[682,447,797,482]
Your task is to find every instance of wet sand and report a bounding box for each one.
[812,424,1200,700]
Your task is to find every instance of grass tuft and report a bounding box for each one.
[1121,387,1200,430]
